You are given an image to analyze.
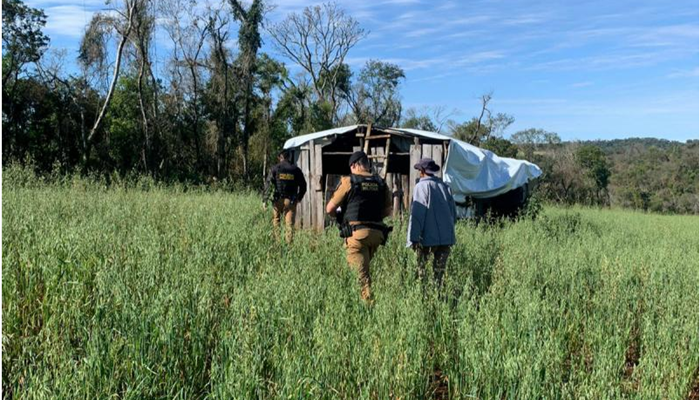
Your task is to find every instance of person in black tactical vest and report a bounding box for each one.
[263,150,307,244]
[325,151,392,303]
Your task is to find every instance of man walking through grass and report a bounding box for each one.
[407,158,456,288]
[263,150,307,244]
[326,151,392,303]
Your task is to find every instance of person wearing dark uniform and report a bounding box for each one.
[326,151,392,303]
[263,150,307,244]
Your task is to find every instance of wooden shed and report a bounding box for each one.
[284,124,451,231]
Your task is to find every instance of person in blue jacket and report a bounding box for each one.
[407,158,457,288]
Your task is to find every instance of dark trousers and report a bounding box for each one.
[415,245,451,287]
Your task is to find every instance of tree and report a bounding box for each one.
[1,0,49,87]
[343,60,405,127]
[253,53,287,182]
[276,78,312,135]
[575,145,611,205]
[205,5,236,179]
[2,0,50,159]
[449,93,514,146]
[449,118,489,145]
[400,106,455,132]
[401,113,437,132]
[160,0,209,171]
[481,137,518,158]
[230,0,265,179]
[79,0,138,168]
[269,2,366,123]
[127,0,158,172]
[510,128,560,160]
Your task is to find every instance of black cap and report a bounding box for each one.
[413,158,440,174]
[348,151,368,166]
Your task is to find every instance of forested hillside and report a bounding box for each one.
[531,138,698,214]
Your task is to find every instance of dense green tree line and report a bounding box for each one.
[2,0,398,183]
[2,0,697,213]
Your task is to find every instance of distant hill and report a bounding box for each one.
[534,137,698,214]
[570,137,698,154]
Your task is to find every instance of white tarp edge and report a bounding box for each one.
[443,139,542,201]
[393,128,453,141]
[283,125,359,149]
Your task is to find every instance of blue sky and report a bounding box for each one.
[26,0,700,141]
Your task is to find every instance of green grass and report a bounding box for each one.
[3,172,698,399]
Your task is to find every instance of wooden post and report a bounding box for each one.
[308,140,317,229]
[375,146,385,176]
[409,142,422,213]
[300,144,312,229]
[422,143,433,160]
[293,148,303,228]
[313,143,324,231]
[385,171,393,216]
[362,123,372,154]
[382,136,391,179]
[433,144,444,178]
[402,174,410,211]
[392,173,401,218]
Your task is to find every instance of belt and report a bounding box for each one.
[352,223,385,231]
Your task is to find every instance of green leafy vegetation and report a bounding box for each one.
[4,169,697,399]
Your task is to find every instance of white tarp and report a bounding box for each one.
[443,139,541,200]
[283,125,360,149]
[283,125,541,199]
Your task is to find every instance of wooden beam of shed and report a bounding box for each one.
[363,123,372,154]
[364,134,391,140]
[382,136,392,179]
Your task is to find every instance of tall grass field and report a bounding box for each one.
[3,170,698,399]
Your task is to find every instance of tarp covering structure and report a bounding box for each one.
[283,125,542,201]
[443,140,541,201]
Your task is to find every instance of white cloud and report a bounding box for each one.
[43,5,93,39]
[405,27,442,38]
[453,51,505,65]
[666,67,699,79]
[26,0,105,8]
[380,0,422,4]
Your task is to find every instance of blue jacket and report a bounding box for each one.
[407,176,457,247]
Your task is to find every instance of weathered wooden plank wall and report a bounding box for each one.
[292,135,451,230]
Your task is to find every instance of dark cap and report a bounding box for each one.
[413,158,440,174]
[348,151,368,166]
[278,149,291,159]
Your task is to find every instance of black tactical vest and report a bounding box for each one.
[275,162,299,198]
[343,174,386,223]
